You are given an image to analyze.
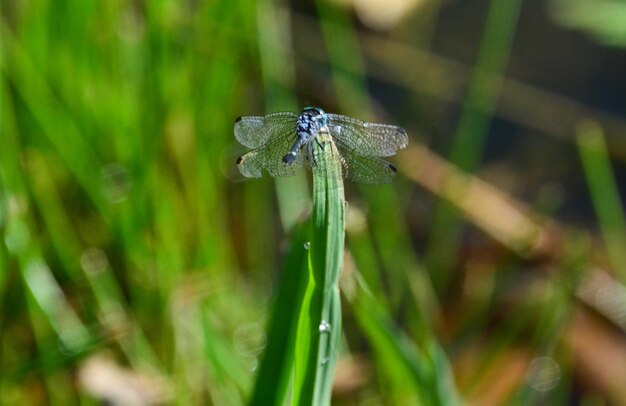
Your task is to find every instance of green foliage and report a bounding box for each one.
[250,222,310,406]
[424,0,523,290]
[2,0,624,404]
[576,121,626,281]
[550,0,626,47]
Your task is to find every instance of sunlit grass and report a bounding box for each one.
[2,0,626,404]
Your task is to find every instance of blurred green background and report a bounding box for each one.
[2,0,626,404]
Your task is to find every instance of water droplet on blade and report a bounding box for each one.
[303,242,311,250]
[319,321,331,333]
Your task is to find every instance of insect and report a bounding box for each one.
[234,107,408,184]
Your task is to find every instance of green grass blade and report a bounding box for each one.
[351,275,462,405]
[576,120,626,281]
[250,133,345,406]
[1,22,107,216]
[249,222,311,406]
[424,0,523,289]
[294,134,345,405]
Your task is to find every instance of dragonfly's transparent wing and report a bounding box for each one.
[327,113,408,157]
[236,120,307,179]
[234,112,298,148]
[237,145,307,178]
[334,140,398,184]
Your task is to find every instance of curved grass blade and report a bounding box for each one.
[249,133,345,406]
[351,275,462,405]
[293,133,345,405]
[248,221,311,406]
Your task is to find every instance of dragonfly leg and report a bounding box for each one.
[311,144,318,167]
[315,138,325,151]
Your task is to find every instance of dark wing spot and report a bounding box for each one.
[236,156,243,165]
[235,116,242,123]
[389,163,397,173]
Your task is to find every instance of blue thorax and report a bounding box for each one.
[296,107,328,136]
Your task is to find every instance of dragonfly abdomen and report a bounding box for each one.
[283,133,315,165]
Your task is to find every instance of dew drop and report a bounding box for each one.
[303,242,311,250]
[319,321,331,333]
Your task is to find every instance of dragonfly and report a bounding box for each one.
[234,107,408,184]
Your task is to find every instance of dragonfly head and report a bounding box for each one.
[296,107,328,135]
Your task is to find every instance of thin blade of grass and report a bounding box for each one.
[294,134,345,405]
[424,0,522,290]
[249,222,311,406]
[576,120,626,281]
[350,274,462,405]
